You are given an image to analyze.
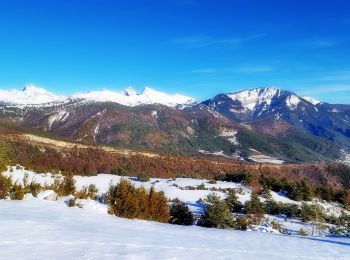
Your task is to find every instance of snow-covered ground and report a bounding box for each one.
[248,154,285,164]
[0,199,349,260]
[3,167,295,214]
[248,149,285,164]
[3,167,347,231]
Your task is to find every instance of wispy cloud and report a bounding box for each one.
[317,69,350,81]
[232,65,274,73]
[190,68,216,74]
[298,84,350,95]
[302,39,336,48]
[292,84,350,104]
[171,34,265,48]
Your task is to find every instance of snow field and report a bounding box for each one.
[2,166,348,234]
[0,200,349,260]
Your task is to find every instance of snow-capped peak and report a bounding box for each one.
[121,87,137,96]
[0,84,66,105]
[0,84,195,108]
[227,87,282,110]
[141,86,153,94]
[72,86,196,108]
[302,96,320,105]
[23,84,39,92]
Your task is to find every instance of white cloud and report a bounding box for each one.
[191,68,216,74]
[232,65,274,73]
[317,70,350,81]
[302,39,336,48]
[171,34,265,48]
[297,84,350,96]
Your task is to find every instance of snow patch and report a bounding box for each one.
[151,110,158,117]
[330,108,340,113]
[198,150,230,158]
[47,111,69,130]
[303,96,320,105]
[285,95,300,110]
[36,190,58,201]
[93,124,100,142]
[248,149,285,164]
[219,128,239,145]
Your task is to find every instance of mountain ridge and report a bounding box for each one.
[0,85,349,163]
[1,84,347,107]
[0,84,196,108]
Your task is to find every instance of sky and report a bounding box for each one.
[0,0,349,103]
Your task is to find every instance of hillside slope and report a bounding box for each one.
[0,101,342,162]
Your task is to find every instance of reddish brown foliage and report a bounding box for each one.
[1,133,349,204]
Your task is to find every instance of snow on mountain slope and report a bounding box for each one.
[0,85,195,108]
[303,96,320,105]
[225,87,306,112]
[226,88,282,111]
[285,95,301,110]
[0,84,66,105]
[121,86,137,96]
[71,86,196,107]
[0,200,349,260]
[203,87,327,126]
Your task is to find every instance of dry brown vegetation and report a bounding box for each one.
[0,126,349,205]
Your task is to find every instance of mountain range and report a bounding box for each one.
[0,84,349,163]
[0,84,195,107]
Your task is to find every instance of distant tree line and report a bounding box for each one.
[0,134,349,206]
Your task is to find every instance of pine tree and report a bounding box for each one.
[10,182,25,200]
[59,173,76,196]
[225,188,242,213]
[200,193,233,229]
[169,200,194,225]
[147,187,169,223]
[261,185,272,200]
[0,173,12,199]
[245,192,265,216]
[106,179,169,223]
[106,179,140,219]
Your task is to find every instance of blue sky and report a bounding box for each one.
[0,0,349,103]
